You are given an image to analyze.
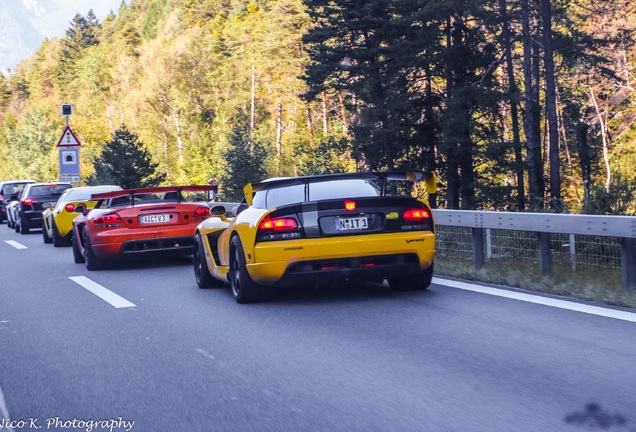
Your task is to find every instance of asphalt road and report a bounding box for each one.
[1,223,635,432]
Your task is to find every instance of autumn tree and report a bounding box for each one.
[1,106,58,180]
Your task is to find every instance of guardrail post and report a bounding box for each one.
[569,234,576,272]
[473,228,485,267]
[622,238,635,289]
[538,232,551,276]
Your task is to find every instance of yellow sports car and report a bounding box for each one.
[193,171,436,303]
[42,185,122,247]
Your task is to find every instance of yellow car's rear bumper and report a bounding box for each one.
[248,231,435,286]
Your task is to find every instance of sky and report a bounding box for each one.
[0,0,125,74]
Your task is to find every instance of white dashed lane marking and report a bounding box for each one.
[4,240,27,250]
[69,276,136,309]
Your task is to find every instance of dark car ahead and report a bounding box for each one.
[15,182,72,234]
[0,180,34,223]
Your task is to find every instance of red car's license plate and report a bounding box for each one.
[139,213,172,224]
[335,216,368,231]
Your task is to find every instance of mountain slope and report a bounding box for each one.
[0,0,124,74]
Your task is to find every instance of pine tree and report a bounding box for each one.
[56,13,101,93]
[88,126,166,188]
[220,112,271,201]
[302,0,443,171]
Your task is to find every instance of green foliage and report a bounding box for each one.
[56,12,101,93]
[302,0,440,170]
[584,173,636,215]
[140,0,169,40]
[219,112,271,201]
[87,126,166,188]
[0,72,10,111]
[0,106,58,180]
[292,136,353,176]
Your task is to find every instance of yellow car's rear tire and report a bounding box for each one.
[388,262,434,291]
[42,222,52,244]
[52,220,68,247]
[230,236,274,303]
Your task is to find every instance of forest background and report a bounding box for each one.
[0,0,634,214]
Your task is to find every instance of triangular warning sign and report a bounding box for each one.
[56,126,81,147]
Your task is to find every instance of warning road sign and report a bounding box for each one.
[56,126,81,147]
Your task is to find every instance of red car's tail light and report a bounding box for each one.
[344,200,356,211]
[259,217,298,231]
[193,206,210,217]
[65,203,76,212]
[402,208,430,222]
[93,213,123,227]
[22,198,36,206]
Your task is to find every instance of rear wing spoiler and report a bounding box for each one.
[91,185,217,204]
[244,171,436,204]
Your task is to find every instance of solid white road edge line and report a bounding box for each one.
[432,277,636,324]
[0,383,15,432]
[69,276,136,309]
[4,240,27,250]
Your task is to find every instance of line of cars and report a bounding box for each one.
[0,179,35,228]
[2,171,437,303]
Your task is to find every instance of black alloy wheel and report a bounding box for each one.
[229,236,274,303]
[83,228,106,270]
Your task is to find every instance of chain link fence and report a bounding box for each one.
[434,224,634,308]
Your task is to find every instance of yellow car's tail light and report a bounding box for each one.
[401,208,432,231]
[257,217,302,241]
[402,208,430,222]
[259,217,298,231]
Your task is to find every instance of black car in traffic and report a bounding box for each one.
[15,182,72,234]
[0,180,34,223]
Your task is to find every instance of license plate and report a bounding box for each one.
[335,216,368,231]
[139,214,172,224]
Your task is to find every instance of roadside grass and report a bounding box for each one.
[436,256,636,310]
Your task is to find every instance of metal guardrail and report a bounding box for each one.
[432,210,636,289]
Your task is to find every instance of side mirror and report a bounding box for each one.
[210,205,227,216]
[210,205,227,221]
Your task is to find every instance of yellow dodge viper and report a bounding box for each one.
[193,171,436,303]
[42,185,121,247]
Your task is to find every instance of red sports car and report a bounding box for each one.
[72,185,216,270]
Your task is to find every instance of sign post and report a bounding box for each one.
[57,104,81,184]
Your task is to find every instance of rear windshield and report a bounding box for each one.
[65,187,120,202]
[253,179,381,209]
[0,183,30,196]
[29,184,71,198]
